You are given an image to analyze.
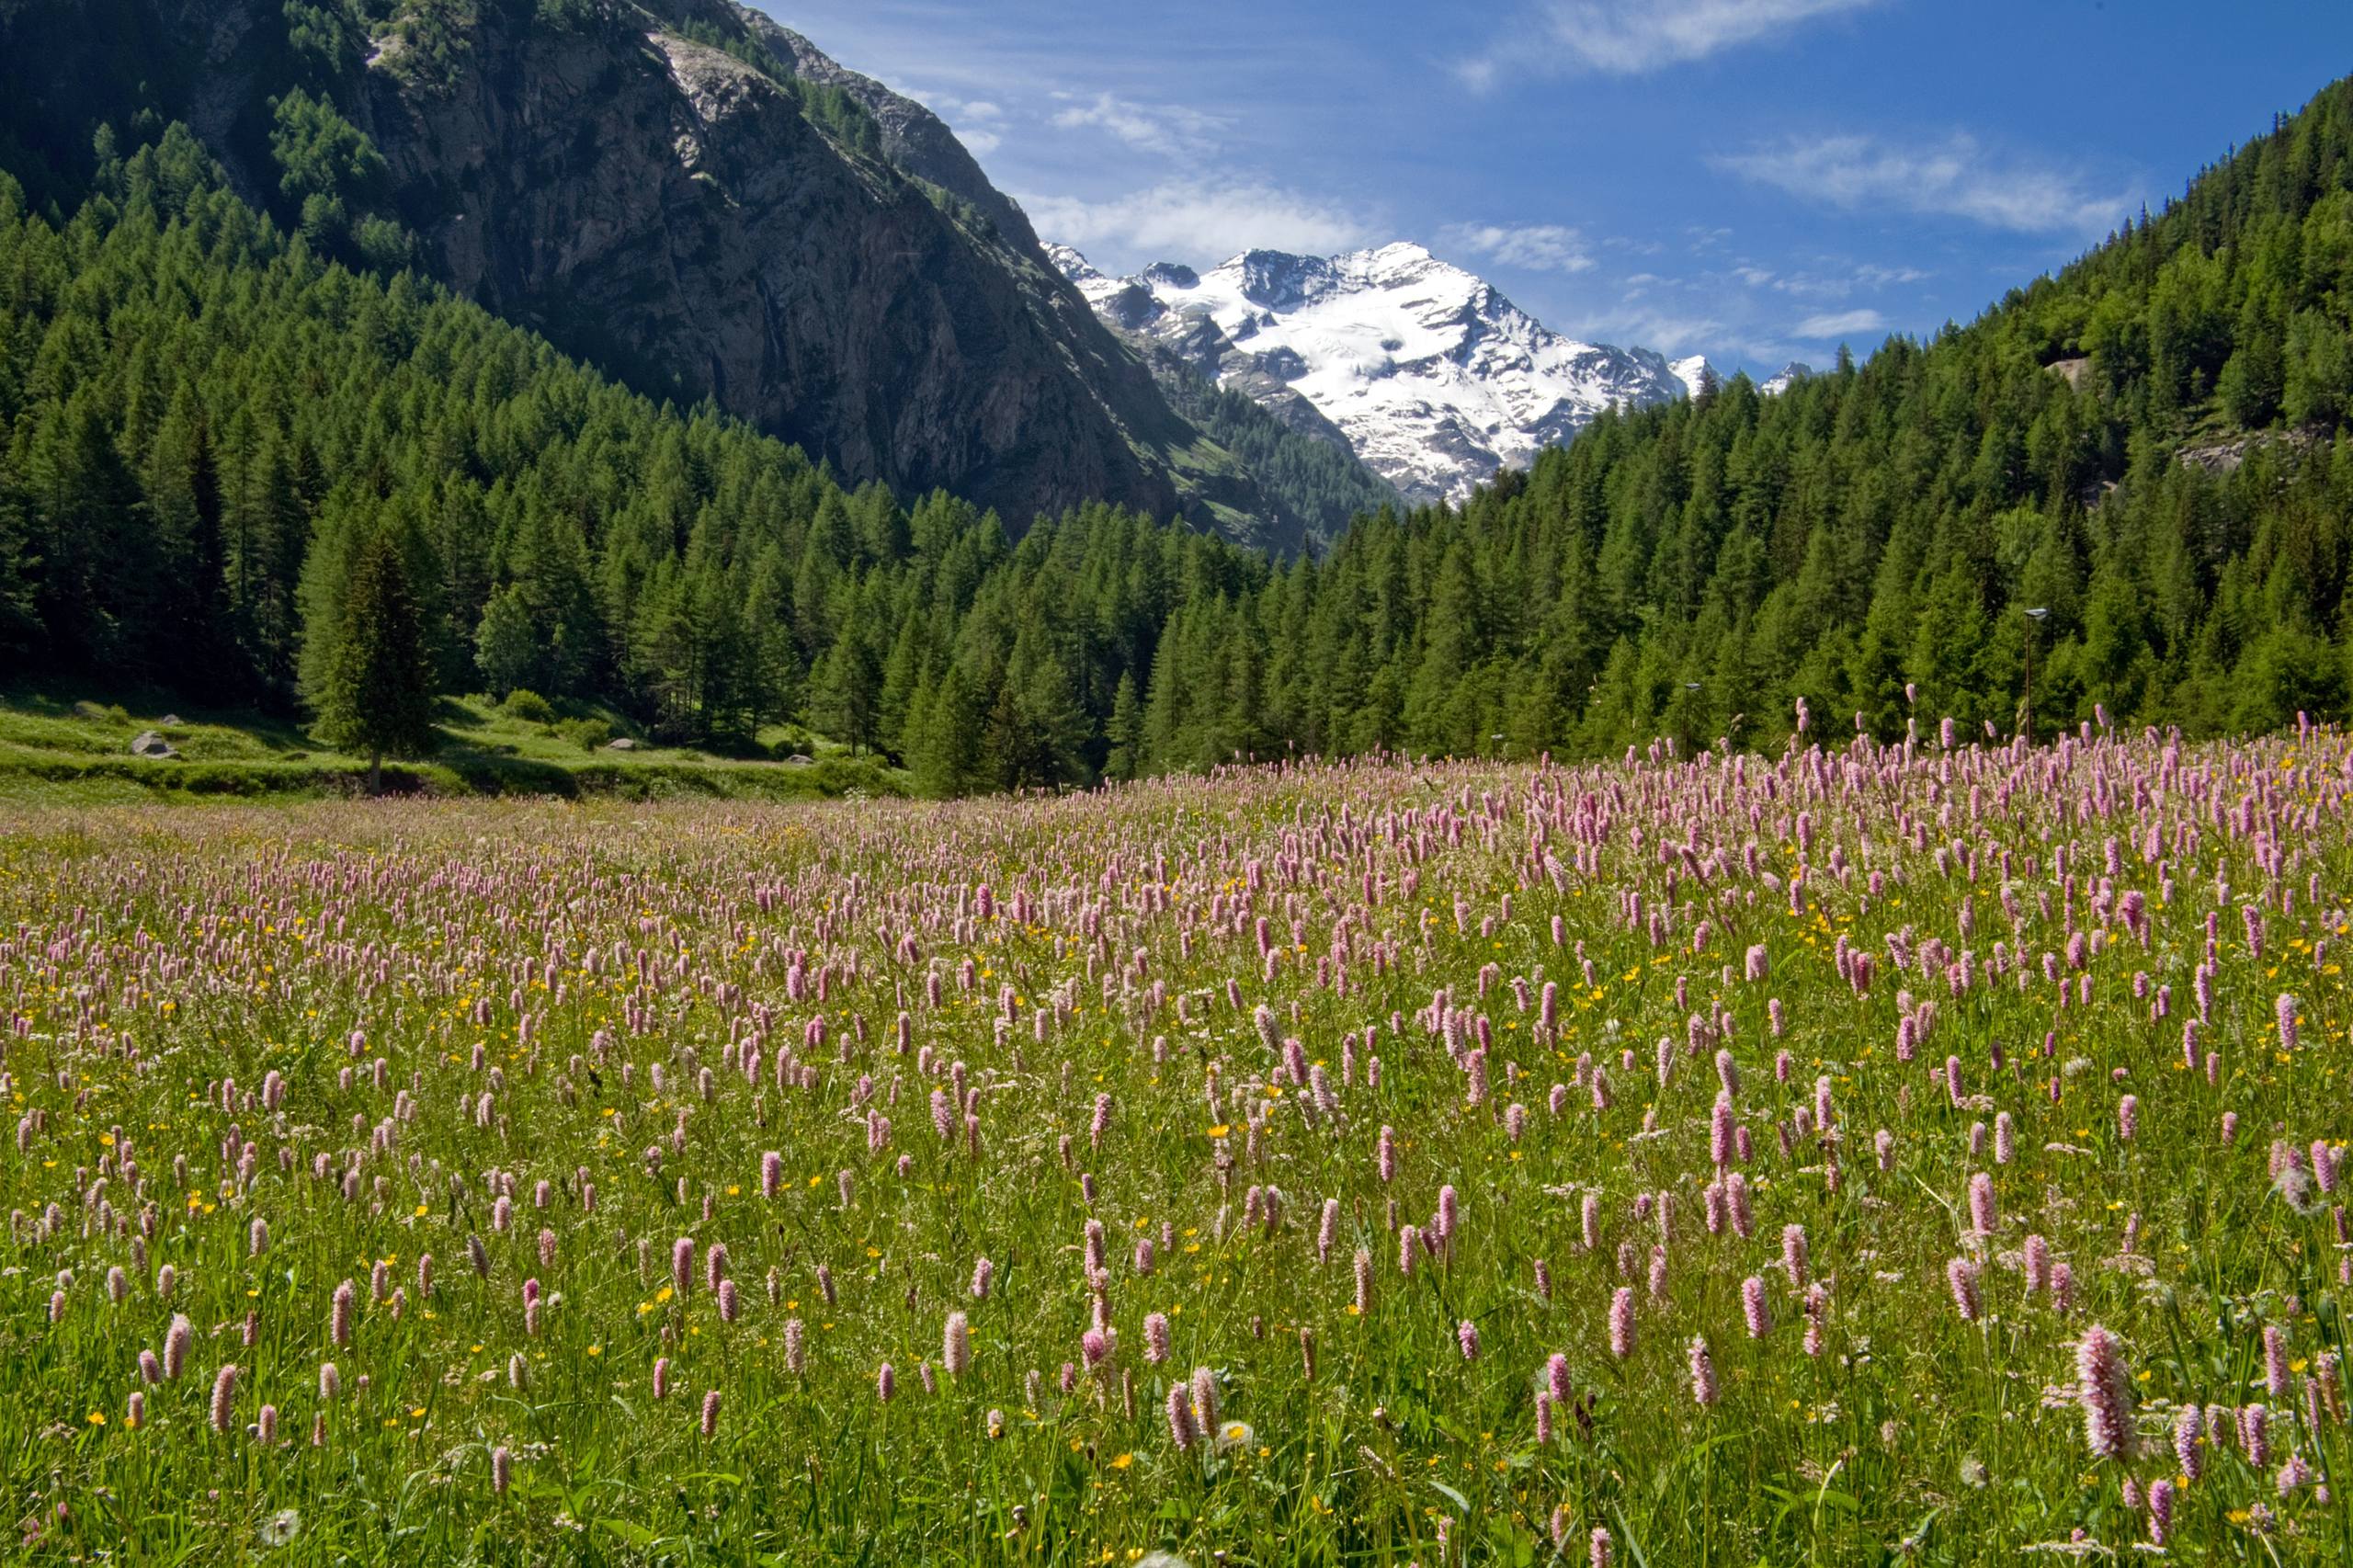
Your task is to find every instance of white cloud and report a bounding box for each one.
[1562,303,1728,357]
[1792,308,1887,338]
[1855,262,1928,287]
[1020,180,1377,269]
[1461,0,1881,84]
[915,91,1003,124]
[1438,222,1596,274]
[1716,133,2131,235]
[1735,259,1932,300]
[1049,93,1229,157]
[906,88,1007,157]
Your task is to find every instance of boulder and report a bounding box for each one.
[605,736,641,752]
[157,714,184,727]
[130,731,177,759]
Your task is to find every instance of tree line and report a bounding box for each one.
[5,81,2353,793]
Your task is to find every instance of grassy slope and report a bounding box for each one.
[0,690,909,803]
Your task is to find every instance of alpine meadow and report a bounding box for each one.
[5,0,2353,1562]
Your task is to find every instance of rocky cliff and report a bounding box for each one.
[368,3,1203,529]
[0,0,1322,544]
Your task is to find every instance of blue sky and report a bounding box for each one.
[756,0,2353,376]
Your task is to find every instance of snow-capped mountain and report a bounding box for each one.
[1048,241,1704,507]
[1760,361,1814,396]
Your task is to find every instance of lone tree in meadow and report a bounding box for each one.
[312,526,438,793]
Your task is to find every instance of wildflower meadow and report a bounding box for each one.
[6,721,2353,1563]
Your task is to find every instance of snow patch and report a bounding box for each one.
[1052,240,1692,506]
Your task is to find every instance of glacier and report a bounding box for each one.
[1049,241,1708,508]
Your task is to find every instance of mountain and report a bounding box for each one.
[0,0,1326,551]
[4,34,2349,790]
[0,123,1282,772]
[1049,240,1696,506]
[1759,361,1814,395]
[1670,356,1718,400]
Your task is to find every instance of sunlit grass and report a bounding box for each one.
[3,730,2349,1563]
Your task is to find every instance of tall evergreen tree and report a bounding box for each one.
[1102,672,1143,783]
[906,664,984,798]
[474,585,537,699]
[312,525,438,792]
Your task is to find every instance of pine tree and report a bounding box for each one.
[474,584,537,698]
[1404,544,1483,754]
[811,627,882,754]
[313,525,438,793]
[1102,671,1143,782]
[742,543,801,727]
[629,559,699,740]
[227,427,308,696]
[2219,290,2287,427]
[142,384,233,694]
[26,385,143,671]
[991,635,1090,790]
[2285,310,2352,427]
[907,664,984,798]
[876,611,928,760]
[0,429,36,658]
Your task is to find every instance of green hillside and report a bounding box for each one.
[4,81,2353,796]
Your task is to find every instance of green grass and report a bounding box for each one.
[0,689,908,802]
[1,733,2348,1564]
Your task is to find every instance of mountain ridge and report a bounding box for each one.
[5,67,2353,788]
[0,0,1359,553]
[1050,238,1702,506]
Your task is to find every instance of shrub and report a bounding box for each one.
[554,716,613,752]
[501,688,556,723]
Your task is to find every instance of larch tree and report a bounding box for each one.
[313,525,438,794]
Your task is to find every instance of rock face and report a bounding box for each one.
[735,7,1040,255]
[355,3,1197,528]
[1,0,1291,536]
[2175,426,2325,475]
[1051,241,1697,507]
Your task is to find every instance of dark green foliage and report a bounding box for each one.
[11,82,2353,801]
[1102,671,1142,783]
[371,0,479,94]
[1146,358,1400,551]
[0,128,1262,775]
[473,586,537,699]
[530,0,601,28]
[284,0,368,75]
[308,523,438,785]
[267,88,416,268]
[269,88,385,207]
